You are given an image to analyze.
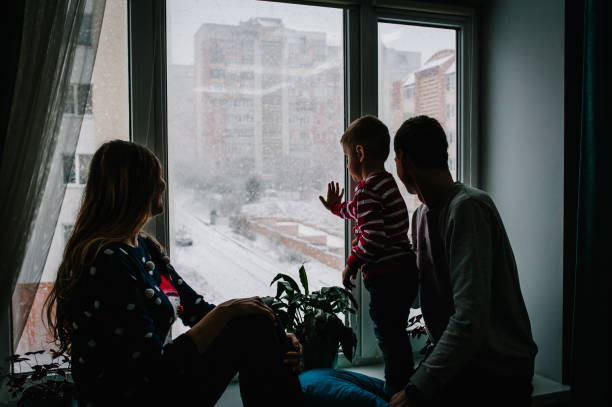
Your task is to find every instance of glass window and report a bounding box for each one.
[77,84,93,115]
[62,154,76,184]
[167,0,345,323]
[378,23,457,225]
[63,84,76,114]
[15,0,130,357]
[78,154,92,184]
[78,14,93,46]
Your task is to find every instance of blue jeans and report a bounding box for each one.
[364,269,418,396]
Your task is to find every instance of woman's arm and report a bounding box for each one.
[186,296,276,354]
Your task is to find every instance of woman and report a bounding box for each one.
[45,140,304,406]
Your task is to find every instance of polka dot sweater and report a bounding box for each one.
[68,235,215,405]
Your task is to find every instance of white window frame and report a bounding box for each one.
[128,0,477,367]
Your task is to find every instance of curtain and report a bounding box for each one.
[0,0,106,356]
[570,0,611,404]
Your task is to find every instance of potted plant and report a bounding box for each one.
[262,265,358,371]
[1,350,74,407]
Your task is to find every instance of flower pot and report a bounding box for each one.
[302,336,339,371]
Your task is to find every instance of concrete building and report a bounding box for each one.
[398,49,457,173]
[193,18,343,189]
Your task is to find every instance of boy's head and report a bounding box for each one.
[393,115,449,192]
[341,115,390,182]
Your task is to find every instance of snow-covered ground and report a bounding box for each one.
[169,188,345,336]
[168,188,346,335]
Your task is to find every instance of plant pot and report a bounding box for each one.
[302,337,339,371]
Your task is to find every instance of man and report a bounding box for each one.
[390,116,538,407]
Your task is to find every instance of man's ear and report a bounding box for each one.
[399,148,415,171]
[355,145,365,163]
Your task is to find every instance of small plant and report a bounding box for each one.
[262,265,358,370]
[407,312,434,364]
[1,350,73,406]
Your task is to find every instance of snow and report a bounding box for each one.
[170,188,342,305]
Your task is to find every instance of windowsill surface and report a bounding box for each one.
[212,362,570,406]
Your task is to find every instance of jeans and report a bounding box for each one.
[364,268,418,396]
[180,315,304,407]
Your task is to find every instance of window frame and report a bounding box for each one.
[127,0,477,367]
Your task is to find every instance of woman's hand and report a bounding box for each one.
[319,181,344,210]
[283,333,303,373]
[219,296,277,325]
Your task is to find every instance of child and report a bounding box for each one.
[319,115,418,396]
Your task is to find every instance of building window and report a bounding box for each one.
[78,14,93,46]
[63,224,74,245]
[64,84,93,115]
[62,154,93,185]
[62,154,76,184]
[446,73,456,91]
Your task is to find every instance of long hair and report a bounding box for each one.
[45,140,164,354]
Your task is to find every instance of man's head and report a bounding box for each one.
[341,115,390,182]
[393,115,449,194]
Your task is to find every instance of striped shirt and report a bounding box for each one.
[331,171,414,277]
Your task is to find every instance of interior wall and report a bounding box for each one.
[478,0,564,382]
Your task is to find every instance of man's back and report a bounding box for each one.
[410,182,538,395]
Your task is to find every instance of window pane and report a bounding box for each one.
[78,14,93,46]
[378,23,457,223]
[78,154,92,184]
[15,0,130,357]
[63,84,75,114]
[77,84,93,115]
[62,154,75,184]
[167,0,345,322]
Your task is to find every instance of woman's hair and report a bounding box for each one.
[45,140,164,354]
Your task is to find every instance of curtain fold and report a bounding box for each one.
[570,0,611,404]
[0,0,105,354]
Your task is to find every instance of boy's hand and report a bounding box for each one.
[342,264,358,289]
[319,181,344,211]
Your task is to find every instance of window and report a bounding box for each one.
[78,14,93,46]
[62,154,76,184]
[63,224,74,245]
[12,0,475,366]
[64,84,93,115]
[378,23,458,221]
[14,0,129,357]
[166,1,345,324]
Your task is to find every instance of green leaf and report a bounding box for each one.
[298,264,309,296]
[270,273,301,294]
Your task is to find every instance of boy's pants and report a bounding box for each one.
[363,264,419,397]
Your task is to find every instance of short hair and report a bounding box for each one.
[393,115,449,170]
[341,115,390,162]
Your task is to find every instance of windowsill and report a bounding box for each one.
[345,362,570,406]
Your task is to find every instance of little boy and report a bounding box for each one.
[319,115,418,396]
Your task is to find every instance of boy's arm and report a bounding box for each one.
[346,190,386,270]
[331,199,358,221]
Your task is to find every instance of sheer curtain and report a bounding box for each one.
[0,0,106,355]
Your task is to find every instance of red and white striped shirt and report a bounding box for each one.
[331,171,414,278]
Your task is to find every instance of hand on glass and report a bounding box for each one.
[319,181,344,210]
[283,333,303,373]
[342,264,358,290]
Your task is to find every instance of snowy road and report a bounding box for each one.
[171,204,341,305]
